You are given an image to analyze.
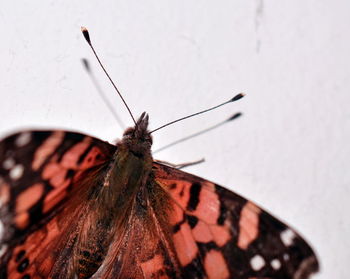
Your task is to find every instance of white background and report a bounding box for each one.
[0,1,349,278]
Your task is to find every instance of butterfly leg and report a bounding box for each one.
[154,158,205,169]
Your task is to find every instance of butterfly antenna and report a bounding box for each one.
[150,93,245,134]
[81,27,137,126]
[153,112,242,153]
[81,58,126,129]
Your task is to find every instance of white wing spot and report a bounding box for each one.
[250,254,265,271]
[0,220,4,242]
[281,229,296,246]
[0,244,7,258]
[283,253,290,261]
[15,132,32,147]
[3,157,15,169]
[0,194,4,207]
[9,165,24,180]
[271,259,281,270]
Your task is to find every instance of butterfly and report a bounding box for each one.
[0,28,319,279]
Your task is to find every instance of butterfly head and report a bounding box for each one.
[120,112,153,157]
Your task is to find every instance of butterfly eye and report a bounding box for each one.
[123,128,134,137]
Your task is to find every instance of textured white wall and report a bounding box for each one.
[1,1,349,278]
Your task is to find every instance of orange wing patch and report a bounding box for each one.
[172,221,199,266]
[204,250,230,279]
[237,201,261,250]
[15,183,44,214]
[32,131,65,171]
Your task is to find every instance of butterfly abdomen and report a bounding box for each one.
[75,226,110,279]
[76,249,104,279]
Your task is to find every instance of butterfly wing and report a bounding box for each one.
[0,130,116,277]
[153,162,319,279]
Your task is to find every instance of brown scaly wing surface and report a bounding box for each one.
[0,130,116,278]
[153,162,319,279]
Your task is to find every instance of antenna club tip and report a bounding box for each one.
[228,112,242,121]
[231,92,245,102]
[81,26,91,44]
[81,58,90,72]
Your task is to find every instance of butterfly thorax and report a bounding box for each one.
[119,112,153,158]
